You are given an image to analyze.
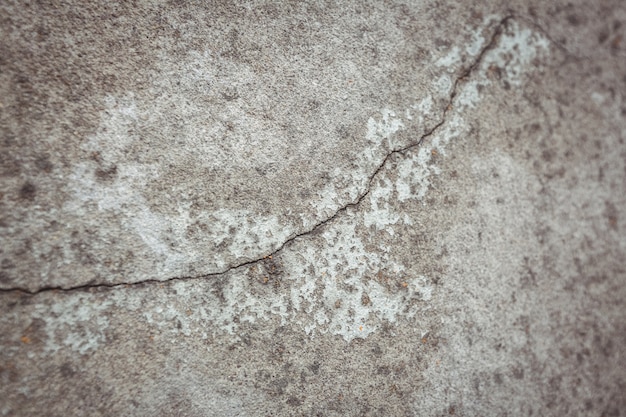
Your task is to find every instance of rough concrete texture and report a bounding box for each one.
[1,0,625,416]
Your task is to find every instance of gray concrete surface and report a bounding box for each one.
[1,1,625,416]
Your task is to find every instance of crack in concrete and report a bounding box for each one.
[1,14,552,296]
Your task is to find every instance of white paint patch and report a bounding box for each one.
[366,108,404,150]
[309,108,405,224]
[396,16,551,201]
[363,176,400,231]
[114,199,434,342]
[284,215,433,341]
[466,31,486,56]
[434,74,453,95]
[486,20,550,87]
[436,46,461,69]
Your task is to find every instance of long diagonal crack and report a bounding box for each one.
[1,15,537,296]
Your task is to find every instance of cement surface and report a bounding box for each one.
[1,1,625,416]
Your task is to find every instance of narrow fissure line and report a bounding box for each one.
[1,15,517,296]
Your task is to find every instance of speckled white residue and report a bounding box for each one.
[285,216,433,341]
[363,176,400,231]
[65,94,294,274]
[312,183,344,220]
[17,294,114,356]
[64,94,187,274]
[434,26,486,70]
[183,18,552,342]
[308,166,371,226]
[436,46,461,69]
[412,96,434,116]
[466,30,486,56]
[435,16,550,93]
[50,18,554,346]
[309,109,405,223]
[456,21,550,109]
[435,13,504,68]
[396,147,433,202]
[591,91,607,106]
[434,74,453,95]
[279,18,551,340]
[366,108,404,150]
[127,203,434,342]
[207,208,293,261]
[491,21,550,86]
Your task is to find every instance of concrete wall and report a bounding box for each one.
[1,1,625,415]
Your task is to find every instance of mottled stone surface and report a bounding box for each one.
[1,1,625,416]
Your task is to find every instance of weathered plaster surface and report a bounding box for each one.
[1,1,625,416]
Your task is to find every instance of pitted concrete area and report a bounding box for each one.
[1,1,625,416]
